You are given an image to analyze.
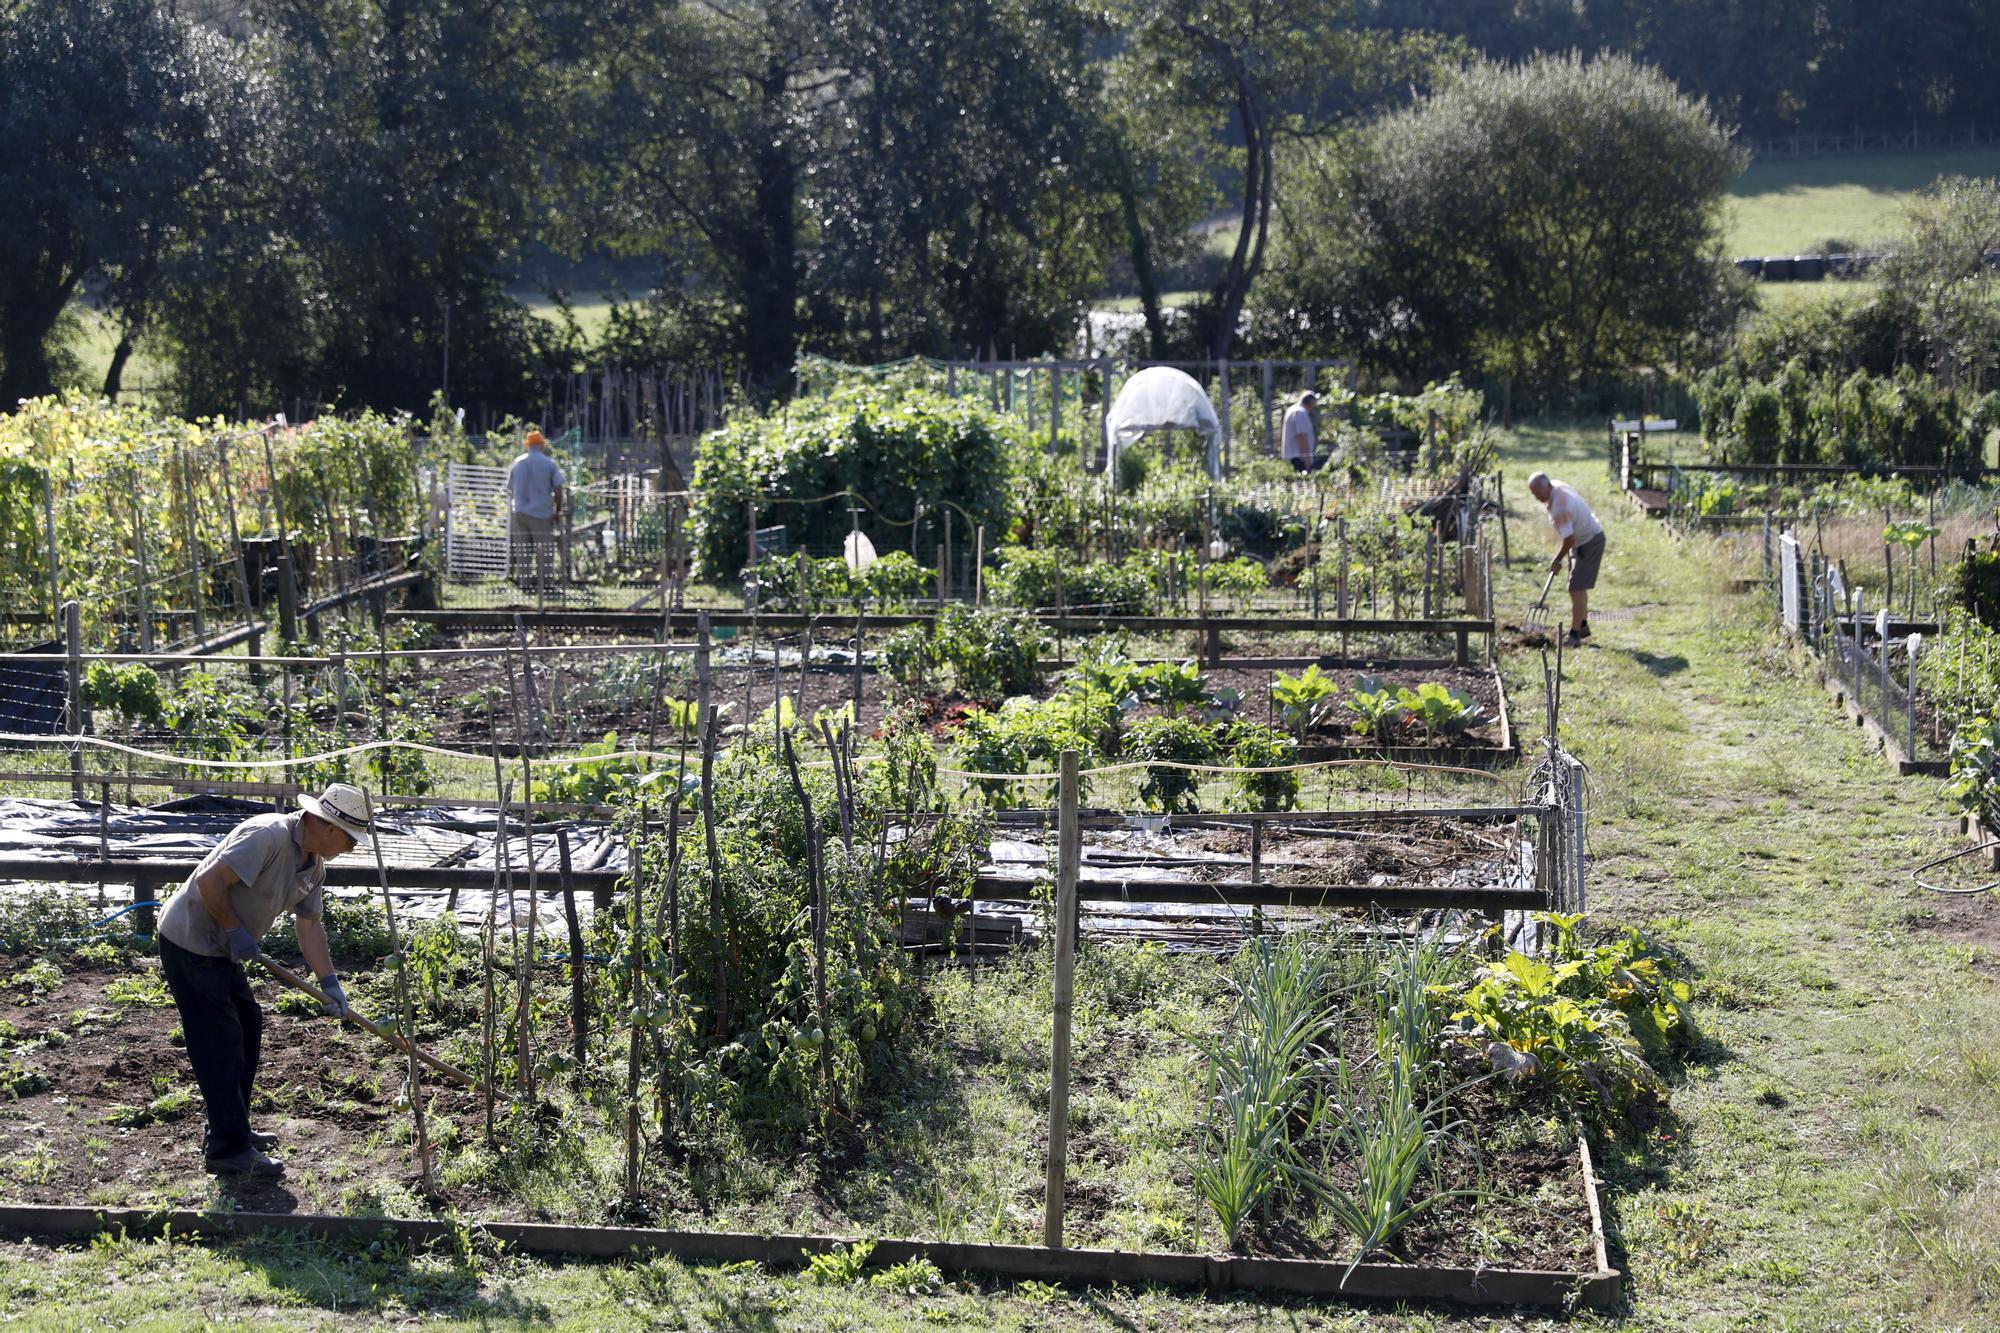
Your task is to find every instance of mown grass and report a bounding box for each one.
[7,425,2000,1328]
[1726,145,2000,256]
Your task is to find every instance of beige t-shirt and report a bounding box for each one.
[157,812,326,957]
[1281,404,1316,461]
[1547,482,1604,546]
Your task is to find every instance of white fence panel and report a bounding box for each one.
[445,462,511,580]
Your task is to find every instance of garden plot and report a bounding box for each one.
[0,912,1626,1307]
[949,814,1532,952]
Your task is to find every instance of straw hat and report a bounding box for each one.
[298,783,374,846]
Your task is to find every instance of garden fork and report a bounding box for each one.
[1522,563,1560,632]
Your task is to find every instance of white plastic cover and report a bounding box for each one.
[1104,366,1222,477]
[843,529,878,572]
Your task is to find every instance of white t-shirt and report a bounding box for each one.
[1547,482,1603,545]
[1281,404,1316,461]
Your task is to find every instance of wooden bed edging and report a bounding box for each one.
[1816,668,1949,777]
[0,1137,1619,1311]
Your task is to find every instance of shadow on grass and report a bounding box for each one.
[1626,650,1690,678]
[213,1228,556,1322]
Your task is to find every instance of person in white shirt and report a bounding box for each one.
[1280,391,1318,471]
[1527,472,1606,646]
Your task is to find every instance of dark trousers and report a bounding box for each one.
[159,935,262,1158]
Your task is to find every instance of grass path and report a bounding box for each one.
[2,427,1996,1328]
[1496,427,2000,1329]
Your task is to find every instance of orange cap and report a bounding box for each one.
[524,430,548,447]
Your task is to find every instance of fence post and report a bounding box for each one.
[1043,748,1080,1249]
[1908,634,1921,761]
[64,601,83,800]
[42,469,61,623]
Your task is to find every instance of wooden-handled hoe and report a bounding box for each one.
[254,952,496,1100]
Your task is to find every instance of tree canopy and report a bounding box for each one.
[1260,53,1747,389]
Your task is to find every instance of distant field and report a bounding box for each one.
[1752,278,1882,312]
[1726,146,2000,256]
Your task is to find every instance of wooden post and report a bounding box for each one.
[974,525,986,606]
[1218,361,1232,473]
[557,828,588,1080]
[41,469,60,624]
[1260,360,1274,457]
[130,482,154,652]
[1043,748,1081,1249]
[64,601,83,799]
[131,875,156,938]
[276,552,301,645]
[1337,517,1349,660]
[179,447,205,643]
[623,817,646,1200]
[362,788,433,1188]
[696,613,729,1036]
[852,608,865,721]
[505,650,540,1101]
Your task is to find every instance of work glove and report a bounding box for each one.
[317,974,354,1020]
[225,925,260,962]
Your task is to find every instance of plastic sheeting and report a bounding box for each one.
[0,797,627,876]
[1104,366,1222,478]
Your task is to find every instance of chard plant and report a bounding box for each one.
[1270,665,1338,741]
[1346,676,1409,741]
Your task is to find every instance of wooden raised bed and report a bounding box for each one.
[0,1135,1618,1310]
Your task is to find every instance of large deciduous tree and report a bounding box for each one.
[1122,0,1438,361]
[0,0,249,406]
[1263,52,1746,389]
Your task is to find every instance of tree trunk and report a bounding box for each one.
[1209,83,1270,363]
[102,328,137,401]
[0,272,81,407]
[740,64,799,399]
[1115,151,1168,359]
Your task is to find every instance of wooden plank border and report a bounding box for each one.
[0,1135,1619,1310]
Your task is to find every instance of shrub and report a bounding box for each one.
[1226,722,1299,812]
[689,380,1016,580]
[1127,715,1221,813]
[881,605,1047,701]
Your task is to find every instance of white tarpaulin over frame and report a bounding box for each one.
[1104,366,1222,478]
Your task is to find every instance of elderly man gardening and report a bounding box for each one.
[156,783,373,1177]
[505,428,565,587]
[1281,390,1319,472]
[1527,472,1606,647]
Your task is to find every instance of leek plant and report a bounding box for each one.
[1193,931,1342,1249]
[1195,928,1480,1262]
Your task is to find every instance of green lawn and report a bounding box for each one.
[1726,145,2000,256]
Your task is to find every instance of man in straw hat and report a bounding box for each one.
[156,783,375,1176]
[505,428,565,588]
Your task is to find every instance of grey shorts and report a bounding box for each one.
[1569,534,1605,591]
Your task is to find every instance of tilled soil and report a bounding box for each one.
[0,951,1598,1275]
[0,959,480,1217]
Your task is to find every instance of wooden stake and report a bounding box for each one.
[623,814,646,1202]
[558,828,587,1080]
[359,789,434,1189]
[1044,748,1080,1249]
[504,650,539,1100]
[696,615,729,1036]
